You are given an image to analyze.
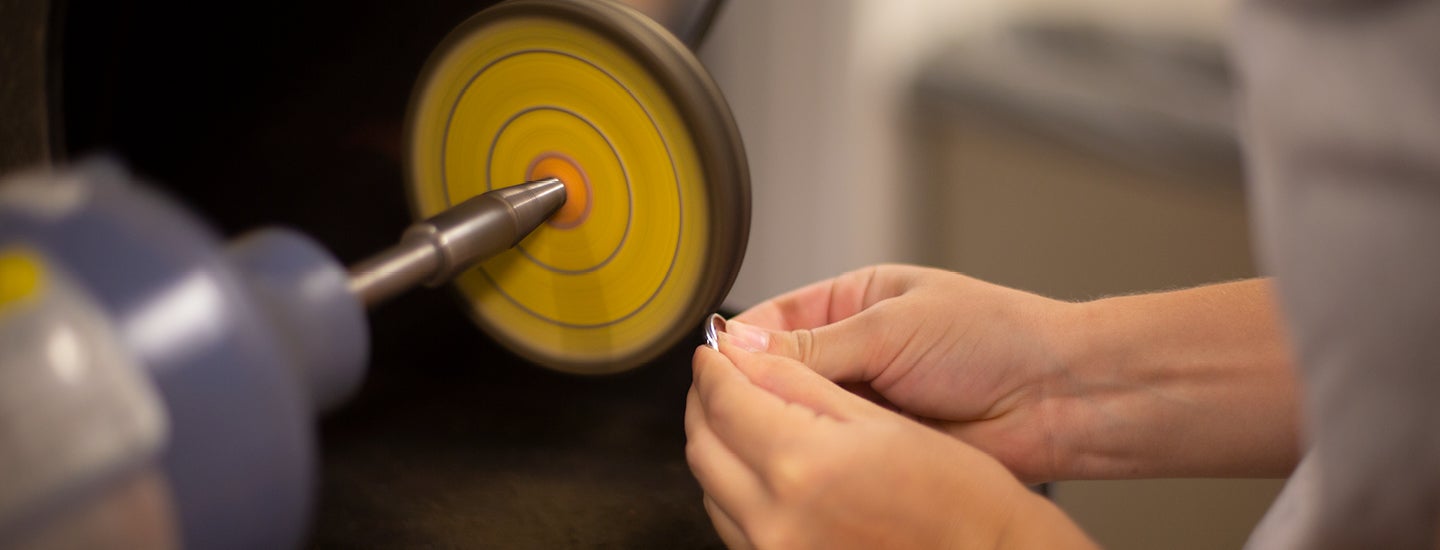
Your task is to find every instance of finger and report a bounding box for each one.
[703,493,754,550]
[694,345,832,470]
[729,277,839,330]
[726,305,898,383]
[732,265,914,330]
[685,382,769,520]
[717,335,884,422]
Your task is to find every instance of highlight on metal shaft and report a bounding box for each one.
[348,178,566,307]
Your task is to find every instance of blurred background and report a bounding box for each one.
[702,0,1280,548]
[2,0,1283,547]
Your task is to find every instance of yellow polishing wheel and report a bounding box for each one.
[406,0,749,374]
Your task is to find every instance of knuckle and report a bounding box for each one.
[684,439,702,468]
[684,441,715,484]
[768,449,826,502]
[704,400,732,432]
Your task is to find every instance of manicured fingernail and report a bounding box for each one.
[724,320,769,352]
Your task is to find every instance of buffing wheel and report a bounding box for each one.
[406,0,749,374]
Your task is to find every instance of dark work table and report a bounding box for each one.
[308,289,725,549]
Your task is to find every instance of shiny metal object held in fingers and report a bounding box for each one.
[704,313,725,351]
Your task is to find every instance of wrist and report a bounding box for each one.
[1053,295,1159,479]
[1046,292,1203,479]
[1039,281,1300,480]
[1034,298,1111,481]
[1041,292,1195,480]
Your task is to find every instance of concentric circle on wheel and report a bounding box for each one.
[405,0,749,374]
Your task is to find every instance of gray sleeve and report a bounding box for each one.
[1235,0,1440,548]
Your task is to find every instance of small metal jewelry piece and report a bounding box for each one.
[704,313,725,351]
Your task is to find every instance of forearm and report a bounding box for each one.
[1045,278,1300,480]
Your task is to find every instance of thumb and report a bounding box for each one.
[724,314,887,383]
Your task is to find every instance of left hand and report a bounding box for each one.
[685,335,1095,549]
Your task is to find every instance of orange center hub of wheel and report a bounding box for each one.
[527,153,591,229]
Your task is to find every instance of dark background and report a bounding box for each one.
[56,1,722,547]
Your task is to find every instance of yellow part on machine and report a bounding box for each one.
[0,247,44,313]
[406,0,749,374]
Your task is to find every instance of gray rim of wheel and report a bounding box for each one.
[403,0,750,374]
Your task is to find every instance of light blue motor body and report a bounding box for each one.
[0,159,368,549]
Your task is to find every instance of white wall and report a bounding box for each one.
[700,0,1233,309]
[701,0,1000,309]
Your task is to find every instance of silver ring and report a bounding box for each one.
[704,313,725,351]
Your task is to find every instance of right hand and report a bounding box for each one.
[726,264,1078,483]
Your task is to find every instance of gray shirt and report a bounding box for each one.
[1236,0,1440,547]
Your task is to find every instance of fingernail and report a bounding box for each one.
[724,320,770,352]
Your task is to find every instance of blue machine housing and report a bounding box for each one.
[0,159,368,548]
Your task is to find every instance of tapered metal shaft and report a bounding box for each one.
[348,178,566,307]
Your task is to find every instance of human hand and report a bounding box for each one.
[684,336,1094,549]
[723,264,1076,483]
[726,266,1300,481]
